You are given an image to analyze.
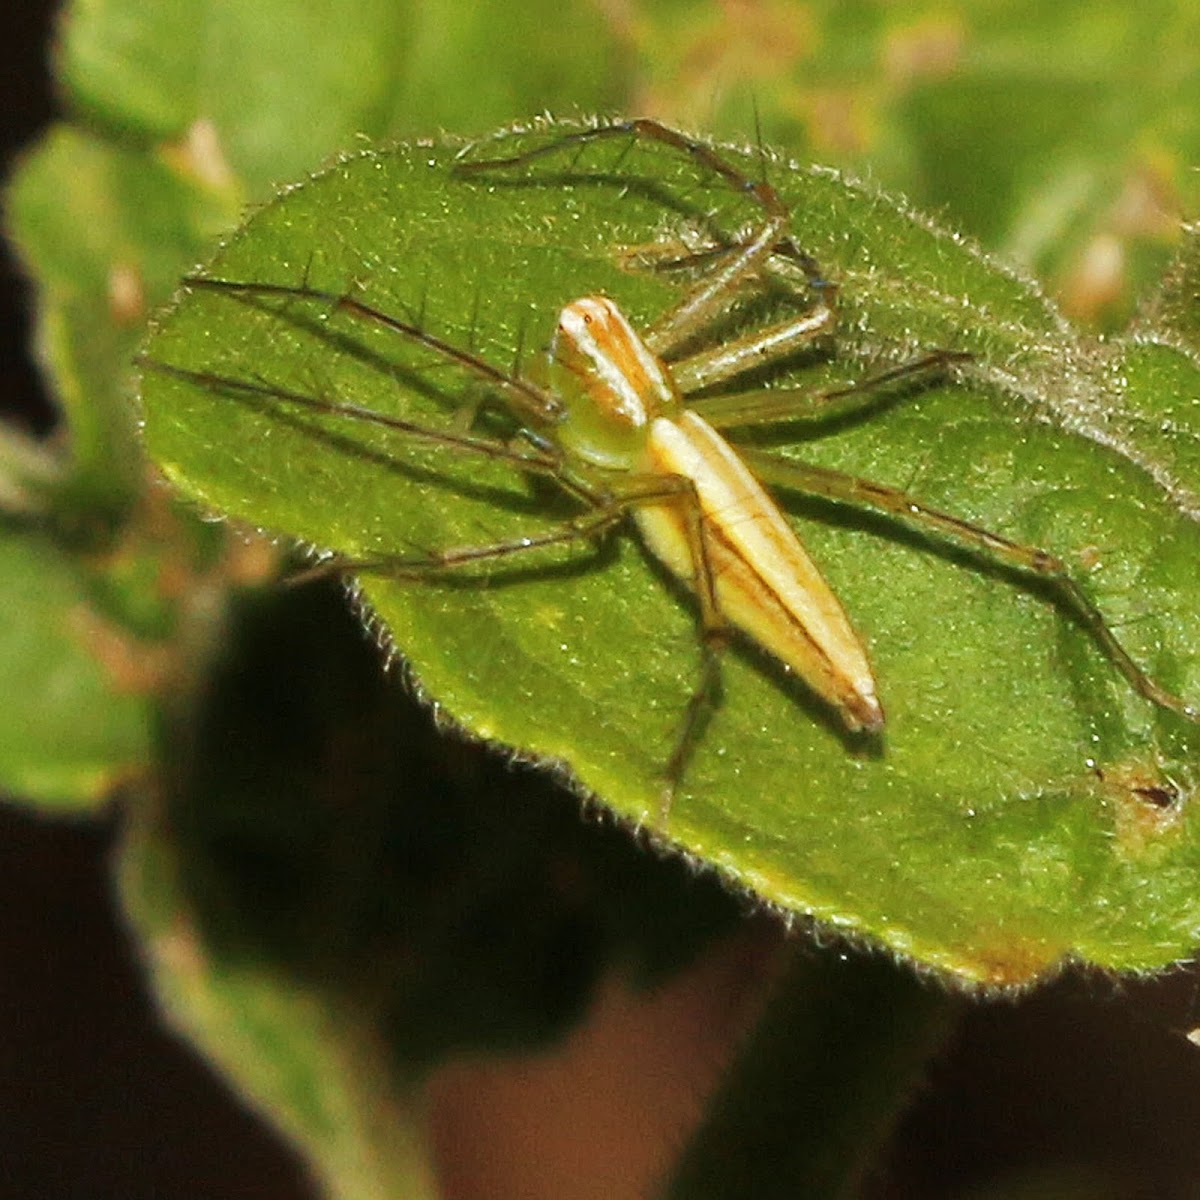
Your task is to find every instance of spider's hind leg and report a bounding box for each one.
[742,451,1200,725]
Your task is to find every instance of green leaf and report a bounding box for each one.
[4,124,236,532]
[59,0,626,191]
[625,0,1200,324]
[60,0,413,193]
[139,124,1200,984]
[0,523,151,807]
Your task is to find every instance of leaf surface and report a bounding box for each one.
[140,125,1200,983]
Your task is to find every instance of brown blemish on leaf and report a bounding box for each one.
[1095,760,1188,862]
[954,932,1067,989]
[107,262,146,325]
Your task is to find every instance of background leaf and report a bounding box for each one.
[59,0,626,189]
[5,125,234,529]
[625,0,1200,328]
[0,524,151,806]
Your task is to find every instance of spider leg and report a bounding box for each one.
[687,351,973,429]
[139,356,577,480]
[458,119,809,359]
[668,303,836,393]
[289,505,627,586]
[644,470,732,823]
[592,465,735,821]
[175,276,566,428]
[742,451,1200,722]
[295,454,733,822]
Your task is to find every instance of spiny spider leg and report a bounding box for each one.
[166,272,734,657]
[457,119,812,359]
[689,351,974,430]
[541,137,963,410]
[180,276,565,428]
[293,443,734,811]
[618,232,830,302]
[286,505,628,587]
[743,450,1200,722]
[667,303,837,393]
[152,342,736,769]
[139,357,573,483]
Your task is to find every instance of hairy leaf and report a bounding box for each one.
[140,124,1200,983]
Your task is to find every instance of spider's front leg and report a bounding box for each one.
[457,119,826,361]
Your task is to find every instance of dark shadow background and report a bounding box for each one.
[0,3,55,436]
[0,5,317,1197]
[3,5,1200,1199]
[0,808,319,1199]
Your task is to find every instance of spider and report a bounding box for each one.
[144,119,1200,821]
